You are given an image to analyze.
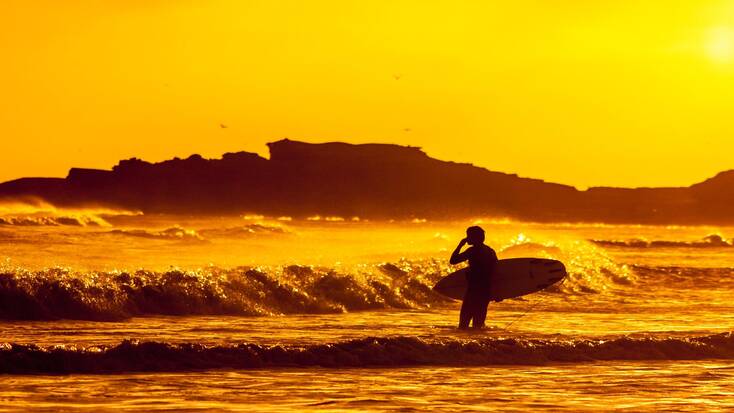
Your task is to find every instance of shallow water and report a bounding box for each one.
[3,363,734,412]
[1,206,734,410]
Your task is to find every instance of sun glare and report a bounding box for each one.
[705,26,734,63]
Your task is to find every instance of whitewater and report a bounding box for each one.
[1,206,734,411]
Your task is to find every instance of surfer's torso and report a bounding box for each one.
[465,244,498,292]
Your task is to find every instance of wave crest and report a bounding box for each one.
[591,234,733,248]
[0,215,108,227]
[499,237,636,294]
[0,264,452,321]
[0,235,641,321]
[107,226,205,241]
[0,237,638,321]
[2,333,734,373]
[199,224,289,237]
[0,198,141,227]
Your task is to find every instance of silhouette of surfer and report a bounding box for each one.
[450,226,498,329]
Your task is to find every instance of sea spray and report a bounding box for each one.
[590,234,733,248]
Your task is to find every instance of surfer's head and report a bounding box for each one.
[466,226,485,245]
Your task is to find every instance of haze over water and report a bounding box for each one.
[2,204,734,411]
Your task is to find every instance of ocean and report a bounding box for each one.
[1,206,734,411]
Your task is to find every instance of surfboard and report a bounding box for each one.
[432,258,567,301]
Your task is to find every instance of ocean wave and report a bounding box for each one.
[591,234,732,249]
[0,215,107,227]
[0,263,452,321]
[501,241,562,257]
[199,224,289,237]
[104,224,288,241]
[106,226,205,241]
[498,237,636,294]
[0,238,637,321]
[2,333,734,373]
[631,265,734,288]
[0,199,141,227]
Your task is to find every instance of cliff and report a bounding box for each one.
[0,139,732,224]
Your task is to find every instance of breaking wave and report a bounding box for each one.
[631,265,734,288]
[591,234,732,248]
[0,198,141,227]
[104,224,289,241]
[0,236,640,321]
[501,242,562,256]
[499,238,636,294]
[2,333,734,373]
[107,226,205,241]
[0,215,108,227]
[0,263,452,321]
[199,224,289,237]
[0,261,630,321]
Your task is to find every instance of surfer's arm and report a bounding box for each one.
[450,240,470,265]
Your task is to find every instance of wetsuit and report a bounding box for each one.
[455,244,498,328]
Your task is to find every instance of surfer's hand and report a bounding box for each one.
[459,238,468,247]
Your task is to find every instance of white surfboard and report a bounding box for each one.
[433,258,566,301]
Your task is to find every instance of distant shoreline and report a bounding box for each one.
[1,139,733,225]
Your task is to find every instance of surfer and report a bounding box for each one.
[450,226,498,329]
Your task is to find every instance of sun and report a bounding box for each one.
[705,26,734,63]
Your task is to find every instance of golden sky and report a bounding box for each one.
[2,1,734,188]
